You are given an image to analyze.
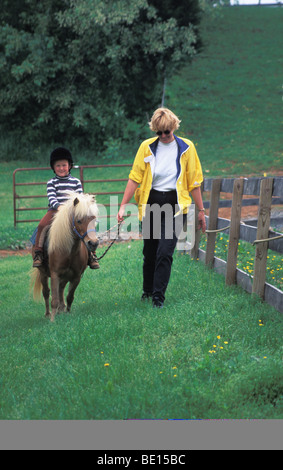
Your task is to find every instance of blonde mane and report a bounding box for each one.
[48,192,99,255]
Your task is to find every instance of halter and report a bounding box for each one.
[72,216,97,248]
[72,216,122,261]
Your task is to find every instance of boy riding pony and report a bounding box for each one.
[32,147,99,270]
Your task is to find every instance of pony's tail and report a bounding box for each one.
[30,269,42,302]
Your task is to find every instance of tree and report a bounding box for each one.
[0,0,202,148]
[148,0,202,43]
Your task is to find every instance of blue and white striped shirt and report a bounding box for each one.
[47,174,83,209]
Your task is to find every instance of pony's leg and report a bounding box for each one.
[66,277,81,313]
[40,272,50,318]
[58,279,68,313]
[50,273,60,322]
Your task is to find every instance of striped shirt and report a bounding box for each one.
[47,174,83,209]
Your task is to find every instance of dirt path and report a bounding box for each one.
[0,248,32,258]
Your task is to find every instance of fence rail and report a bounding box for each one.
[13,168,283,313]
[13,164,132,227]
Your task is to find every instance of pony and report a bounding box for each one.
[31,192,99,322]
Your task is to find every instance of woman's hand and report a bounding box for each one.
[191,187,206,234]
[198,211,206,234]
[117,179,139,223]
[117,205,126,223]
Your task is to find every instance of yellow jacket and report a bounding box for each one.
[129,135,204,220]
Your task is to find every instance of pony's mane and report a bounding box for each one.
[48,192,99,255]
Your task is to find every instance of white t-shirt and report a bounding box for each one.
[152,139,178,192]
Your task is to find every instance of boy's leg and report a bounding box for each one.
[33,210,56,267]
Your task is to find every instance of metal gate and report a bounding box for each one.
[13,164,133,227]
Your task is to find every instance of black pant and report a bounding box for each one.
[142,189,184,303]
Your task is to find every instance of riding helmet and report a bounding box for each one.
[50,147,74,171]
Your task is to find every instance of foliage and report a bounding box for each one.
[148,0,203,48]
[0,0,201,147]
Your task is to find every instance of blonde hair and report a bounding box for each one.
[149,108,181,133]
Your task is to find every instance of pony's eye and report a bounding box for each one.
[77,220,82,225]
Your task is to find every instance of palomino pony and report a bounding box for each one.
[32,192,99,322]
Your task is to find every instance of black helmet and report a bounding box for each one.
[50,147,73,171]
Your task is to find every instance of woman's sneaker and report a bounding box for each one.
[152,297,164,309]
[141,292,152,301]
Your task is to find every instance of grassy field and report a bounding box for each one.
[0,7,282,421]
[0,242,282,420]
[166,6,283,177]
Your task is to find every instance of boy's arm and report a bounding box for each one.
[47,180,60,210]
[76,180,83,193]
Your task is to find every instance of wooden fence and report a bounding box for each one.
[191,177,283,314]
[13,168,283,313]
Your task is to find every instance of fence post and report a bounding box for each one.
[252,178,274,299]
[13,169,17,228]
[80,166,84,192]
[226,178,244,286]
[205,178,222,267]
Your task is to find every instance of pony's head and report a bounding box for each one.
[48,192,99,255]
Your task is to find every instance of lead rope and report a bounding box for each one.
[96,221,122,261]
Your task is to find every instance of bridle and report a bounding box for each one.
[72,216,122,261]
[72,216,97,248]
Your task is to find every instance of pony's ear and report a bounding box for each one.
[74,198,79,207]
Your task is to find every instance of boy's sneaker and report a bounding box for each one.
[33,251,43,268]
[89,253,100,270]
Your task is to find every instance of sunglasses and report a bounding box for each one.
[156,130,171,136]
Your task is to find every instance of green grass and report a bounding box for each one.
[0,242,282,420]
[166,6,283,176]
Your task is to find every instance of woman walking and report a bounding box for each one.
[118,108,206,308]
